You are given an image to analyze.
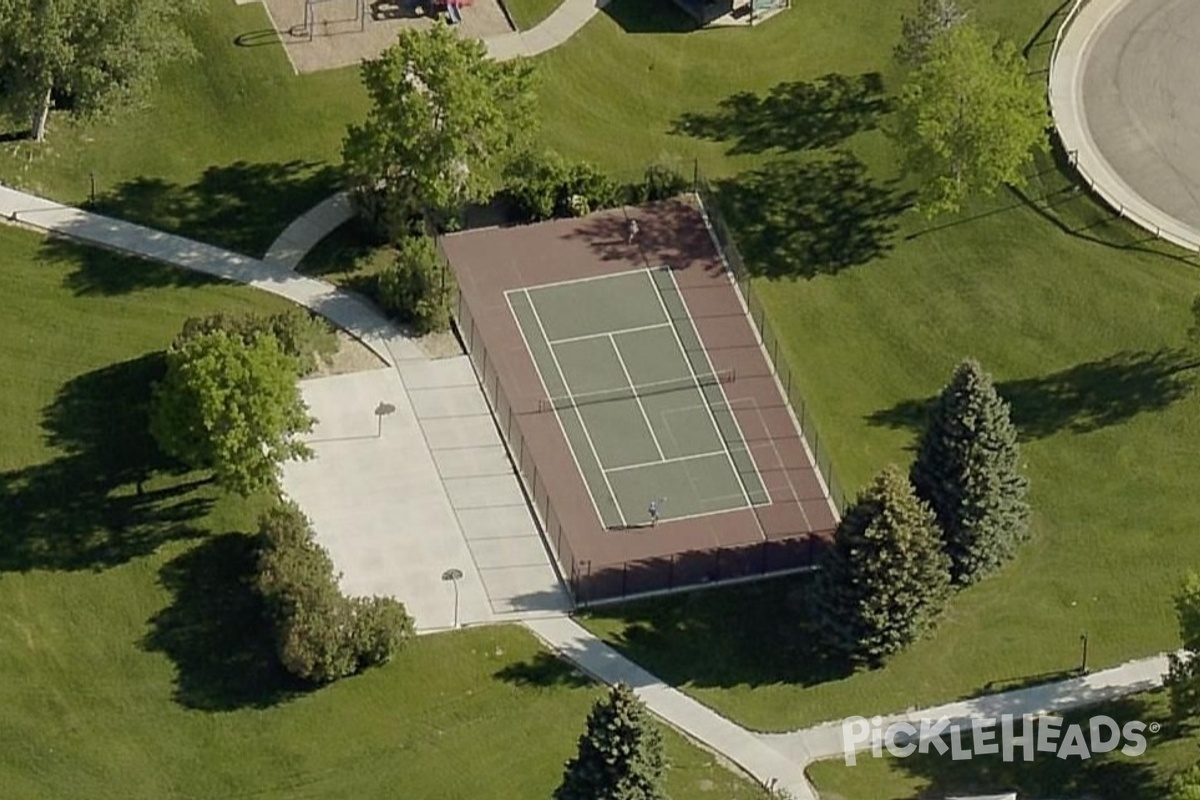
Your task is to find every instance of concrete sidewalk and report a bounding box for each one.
[486,0,609,61]
[0,185,568,632]
[264,190,355,269]
[524,615,817,800]
[761,651,1173,766]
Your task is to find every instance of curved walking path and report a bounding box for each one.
[1050,0,1200,253]
[264,190,354,269]
[485,0,609,61]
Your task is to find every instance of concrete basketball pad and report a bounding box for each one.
[1076,0,1200,232]
[281,365,567,633]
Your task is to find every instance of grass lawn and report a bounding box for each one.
[806,690,1198,799]
[503,0,562,30]
[0,224,766,800]
[543,0,1200,731]
[0,0,366,258]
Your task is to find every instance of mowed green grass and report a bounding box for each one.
[547,0,1200,731]
[0,225,765,800]
[806,691,1195,799]
[504,0,562,30]
[0,0,366,257]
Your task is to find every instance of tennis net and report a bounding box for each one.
[538,368,735,413]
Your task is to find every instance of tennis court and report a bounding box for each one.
[507,268,769,529]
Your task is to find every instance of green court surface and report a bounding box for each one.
[507,268,768,529]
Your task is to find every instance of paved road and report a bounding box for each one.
[1051,0,1200,251]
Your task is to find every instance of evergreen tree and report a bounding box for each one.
[910,358,1030,584]
[809,466,952,663]
[554,683,668,800]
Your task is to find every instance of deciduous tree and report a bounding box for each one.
[894,0,969,66]
[0,0,198,141]
[149,329,314,496]
[910,359,1030,584]
[1169,762,1200,800]
[893,23,1047,216]
[1167,572,1200,720]
[342,23,536,231]
[809,466,951,663]
[554,683,668,800]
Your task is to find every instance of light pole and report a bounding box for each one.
[1079,632,1089,674]
[374,401,396,437]
[442,568,464,629]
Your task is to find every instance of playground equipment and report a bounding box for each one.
[302,0,366,40]
[432,0,473,25]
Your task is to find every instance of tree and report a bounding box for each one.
[256,502,414,683]
[0,0,198,141]
[341,23,536,231]
[149,329,314,496]
[893,23,1047,216]
[910,358,1030,585]
[894,0,969,66]
[1169,763,1200,800]
[809,466,952,663]
[174,309,338,377]
[1167,572,1200,720]
[554,683,668,800]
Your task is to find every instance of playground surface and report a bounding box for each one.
[443,198,838,602]
[254,0,513,74]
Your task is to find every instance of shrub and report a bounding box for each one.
[626,162,690,205]
[256,502,415,683]
[503,149,625,221]
[175,309,337,377]
[375,234,453,334]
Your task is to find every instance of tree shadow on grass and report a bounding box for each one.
[142,532,303,711]
[43,237,224,300]
[78,159,342,264]
[714,153,912,279]
[0,354,211,572]
[493,650,593,689]
[672,73,887,157]
[581,575,853,692]
[892,696,1167,800]
[866,348,1200,442]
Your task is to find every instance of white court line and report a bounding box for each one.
[513,266,654,294]
[659,266,769,506]
[506,291,612,531]
[691,200,840,522]
[608,333,665,461]
[548,321,672,346]
[524,290,628,529]
[603,449,729,474]
[643,269,754,511]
